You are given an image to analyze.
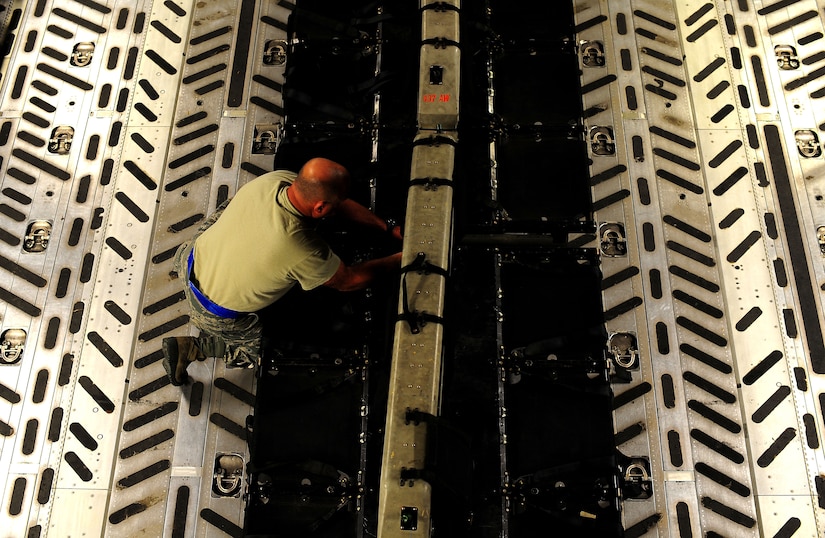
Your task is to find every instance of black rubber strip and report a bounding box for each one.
[151,19,181,43]
[676,315,727,346]
[688,399,741,433]
[751,385,791,423]
[124,47,139,80]
[711,104,735,123]
[0,203,25,221]
[624,514,662,538]
[145,49,177,75]
[750,56,770,106]
[227,0,256,107]
[764,125,825,372]
[603,296,643,321]
[803,414,819,449]
[661,373,675,408]
[649,268,662,298]
[612,381,652,409]
[641,46,682,66]
[581,74,617,94]
[684,371,735,403]
[573,14,607,33]
[726,230,762,263]
[12,148,70,180]
[104,299,133,325]
[773,258,788,286]
[58,355,73,386]
[625,86,638,110]
[187,44,231,65]
[120,429,175,459]
[115,191,150,223]
[9,477,26,515]
[172,486,190,538]
[134,349,164,369]
[87,331,124,367]
[37,468,54,505]
[108,121,123,146]
[52,7,106,34]
[54,266,70,299]
[773,518,802,538]
[734,306,761,331]
[123,160,158,190]
[656,169,703,194]
[165,167,211,191]
[69,422,98,450]
[249,95,284,115]
[644,83,677,100]
[737,84,750,107]
[708,140,742,168]
[98,84,112,107]
[696,461,749,496]
[168,213,205,233]
[589,164,626,186]
[601,266,639,290]
[107,47,120,69]
[798,32,823,45]
[0,419,14,436]
[642,65,685,87]
[593,189,630,211]
[693,58,725,82]
[667,430,683,466]
[642,222,656,252]
[666,240,714,266]
[191,26,231,46]
[189,382,204,417]
[767,10,818,36]
[214,377,255,406]
[168,144,215,169]
[137,315,189,342]
[134,102,157,122]
[69,301,85,333]
[201,508,244,538]
[656,322,670,354]
[690,428,744,462]
[128,376,171,402]
[634,9,676,30]
[685,3,714,26]
[36,62,93,90]
[195,80,224,96]
[652,147,699,170]
[743,349,783,385]
[123,402,179,431]
[0,253,48,287]
[663,215,711,242]
[686,19,718,42]
[8,167,36,184]
[757,427,795,467]
[719,208,744,229]
[32,369,48,403]
[108,502,147,524]
[22,419,38,454]
[757,0,803,15]
[77,375,115,413]
[0,286,41,316]
[117,459,170,488]
[46,25,73,39]
[182,64,226,85]
[783,308,798,338]
[64,451,93,481]
[673,289,722,318]
[706,80,730,100]
[209,412,247,440]
[48,408,62,440]
[129,132,155,153]
[174,124,218,145]
[116,8,129,29]
[676,502,692,535]
[614,422,644,445]
[44,317,60,349]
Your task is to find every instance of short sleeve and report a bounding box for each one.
[291,245,342,291]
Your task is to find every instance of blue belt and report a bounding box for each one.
[187,248,244,319]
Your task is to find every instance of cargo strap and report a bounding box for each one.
[398,252,448,334]
[409,176,453,190]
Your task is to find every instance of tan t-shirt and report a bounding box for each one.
[192,170,341,312]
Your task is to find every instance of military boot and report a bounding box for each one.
[162,336,205,386]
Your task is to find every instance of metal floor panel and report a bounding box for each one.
[0,0,824,537]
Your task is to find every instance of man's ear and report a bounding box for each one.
[313,201,329,217]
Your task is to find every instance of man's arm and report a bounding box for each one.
[336,199,403,240]
[323,252,403,292]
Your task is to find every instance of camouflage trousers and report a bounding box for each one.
[172,201,262,368]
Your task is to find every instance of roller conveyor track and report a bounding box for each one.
[0,1,823,537]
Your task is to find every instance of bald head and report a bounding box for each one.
[290,158,351,218]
